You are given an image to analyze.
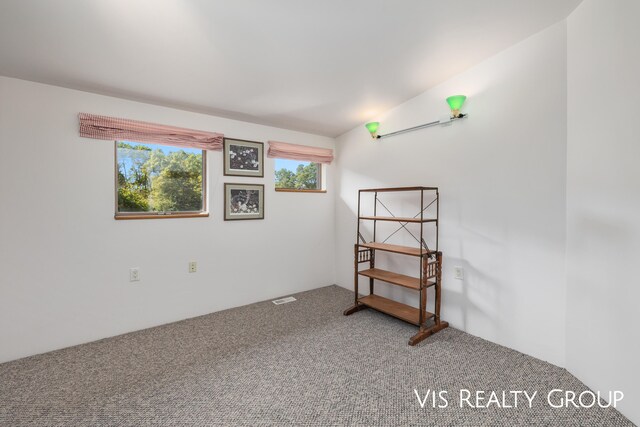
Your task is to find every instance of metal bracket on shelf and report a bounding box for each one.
[376,198,421,245]
[377,197,438,248]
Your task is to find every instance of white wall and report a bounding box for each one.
[566,0,640,423]
[0,76,335,363]
[335,22,568,366]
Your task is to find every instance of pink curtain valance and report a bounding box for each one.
[267,141,334,164]
[78,113,224,151]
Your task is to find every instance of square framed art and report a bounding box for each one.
[224,183,265,220]
[223,138,264,177]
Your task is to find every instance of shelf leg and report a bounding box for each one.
[409,252,448,345]
[421,286,427,326]
[353,244,359,306]
[343,304,367,316]
[345,244,367,316]
[408,321,449,346]
[369,249,375,295]
[435,252,443,324]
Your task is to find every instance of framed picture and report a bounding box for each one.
[223,138,264,177]
[224,183,265,220]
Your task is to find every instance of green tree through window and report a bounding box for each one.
[116,142,205,214]
[275,160,320,190]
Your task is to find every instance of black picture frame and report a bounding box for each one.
[223,138,264,177]
[224,183,265,220]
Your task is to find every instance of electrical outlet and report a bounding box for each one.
[129,267,140,282]
[188,261,197,273]
[454,266,464,280]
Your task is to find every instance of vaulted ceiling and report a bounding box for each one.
[0,0,581,136]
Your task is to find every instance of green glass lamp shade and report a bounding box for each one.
[365,122,379,133]
[446,95,466,117]
[446,95,466,110]
[365,122,380,138]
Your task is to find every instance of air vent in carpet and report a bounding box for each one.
[272,296,296,305]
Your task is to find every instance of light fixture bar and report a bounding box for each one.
[376,115,467,140]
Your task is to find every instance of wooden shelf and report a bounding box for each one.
[358,294,434,326]
[359,268,434,290]
[345,186,447,346]
[359,216,436,223]
[359,242,431,257]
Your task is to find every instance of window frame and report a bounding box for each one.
[113,141,209,220]
[274,160,326,193]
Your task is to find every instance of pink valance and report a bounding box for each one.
[78,113,224,151]
[267,141,334,164]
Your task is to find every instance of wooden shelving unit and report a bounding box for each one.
[343,186,448,345]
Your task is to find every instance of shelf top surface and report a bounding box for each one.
[359,216,436,223]
[359,186,438,193]
[359,242,434,257]
[359,268,421,290]
[358,294,433,326]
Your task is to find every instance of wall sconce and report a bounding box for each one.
[365,122,380,139]
[446,95,467,118]
[365,95,467,140]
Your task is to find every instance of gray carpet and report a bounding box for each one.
[0,285,632,426]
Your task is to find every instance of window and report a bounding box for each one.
[274,159,324,192]
[115,141,207,219]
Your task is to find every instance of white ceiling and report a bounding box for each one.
[0,0,581,136]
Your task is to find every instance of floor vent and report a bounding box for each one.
[272,296,297,305]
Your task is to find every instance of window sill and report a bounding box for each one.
[115,212,209,220]
[275,188,327,193]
